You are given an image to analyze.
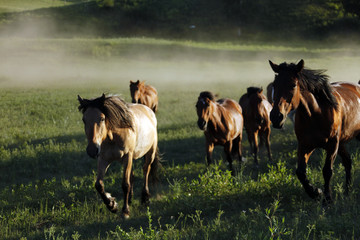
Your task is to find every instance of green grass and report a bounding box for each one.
[1,38,360,239]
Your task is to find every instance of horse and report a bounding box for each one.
[78,94,160,218]
[269,59,360,203]
[239,87,273,166]
[130,80,158,113]
[196,91,244,172]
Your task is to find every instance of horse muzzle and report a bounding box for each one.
[197,119,207,130]
[86,143,100,158]
[270,109,285,129]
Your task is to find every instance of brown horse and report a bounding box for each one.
[130,80,158,113]
[269,59,360,203]
[196,91,244,172]
[78,94,160,218]
[239,87,273,166]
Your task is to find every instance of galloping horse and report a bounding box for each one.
[78,94,160,218]
[269,59,360,202]
[239,87,273,165]
[196,91,244,172]
[130,80,158,113]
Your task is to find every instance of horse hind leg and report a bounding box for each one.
[338,143,352,195]
[121,153,134,218]
[142,147,160,205]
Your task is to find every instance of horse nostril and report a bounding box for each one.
[270,109,284,128]
[86,144,100,158]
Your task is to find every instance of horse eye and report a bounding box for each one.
[100,117,105,122]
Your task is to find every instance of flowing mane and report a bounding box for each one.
[199,91,216,101]
[277,62,338,110]
[78,95,134,130]
[247,87,262,96]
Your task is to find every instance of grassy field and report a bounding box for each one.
[1,38,360,239]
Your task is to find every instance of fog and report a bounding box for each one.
[1,37,360,95]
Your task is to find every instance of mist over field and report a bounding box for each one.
[1,37,360,96]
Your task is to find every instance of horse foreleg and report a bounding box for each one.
[95,158,118,213]
[224,141,234,173]
[121,153,133,218]
[338,143,352,195]
[323,141,339,203]
[296,145,321,200]
[206,141,214,166]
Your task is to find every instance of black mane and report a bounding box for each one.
[278,62,338,110]
[79,95,134,130]
[247,87,262,96]
[199,91,216,101]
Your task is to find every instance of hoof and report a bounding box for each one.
[106,195,118,213]
[121,212,130,219]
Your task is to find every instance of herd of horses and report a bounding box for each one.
[78,59,360,218]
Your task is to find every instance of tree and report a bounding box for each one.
[342,0,360,16]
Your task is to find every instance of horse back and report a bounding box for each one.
[129,104,158,159]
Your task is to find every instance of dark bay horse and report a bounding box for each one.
[130,80,158,113]
[78,94,160,218]
[239,87,273,165]
[269,59,360,202]
[196,91,244,172]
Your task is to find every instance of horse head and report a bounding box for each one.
[268,59,304,128]
[78,94,109,158]
[130,80,142,103]
[196,91,216,130]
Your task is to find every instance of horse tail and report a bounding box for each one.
[149,147,162,185]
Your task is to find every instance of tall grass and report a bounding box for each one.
[1,38,360,239]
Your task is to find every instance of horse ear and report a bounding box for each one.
[136,80,140,84]
[269,60,280,73]
[296,59,304,73]
[130,80,134,84]
[78,95,83,104]
[259,87,263,94]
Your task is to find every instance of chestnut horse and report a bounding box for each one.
[78,94,160,218]
[196,91,244,172]
[130,80,158,113]
[239,87,273,165]
[269,59,360,203]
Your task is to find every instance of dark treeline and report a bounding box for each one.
[1,0,360,41]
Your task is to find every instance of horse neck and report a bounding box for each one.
[297,90,322,117]
[208,103,228,133]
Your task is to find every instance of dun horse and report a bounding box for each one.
[130,80,158,113]
[196,91,244,172]
[269,59,360,203]
[78,94,160,218]
[239,87,273,165]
